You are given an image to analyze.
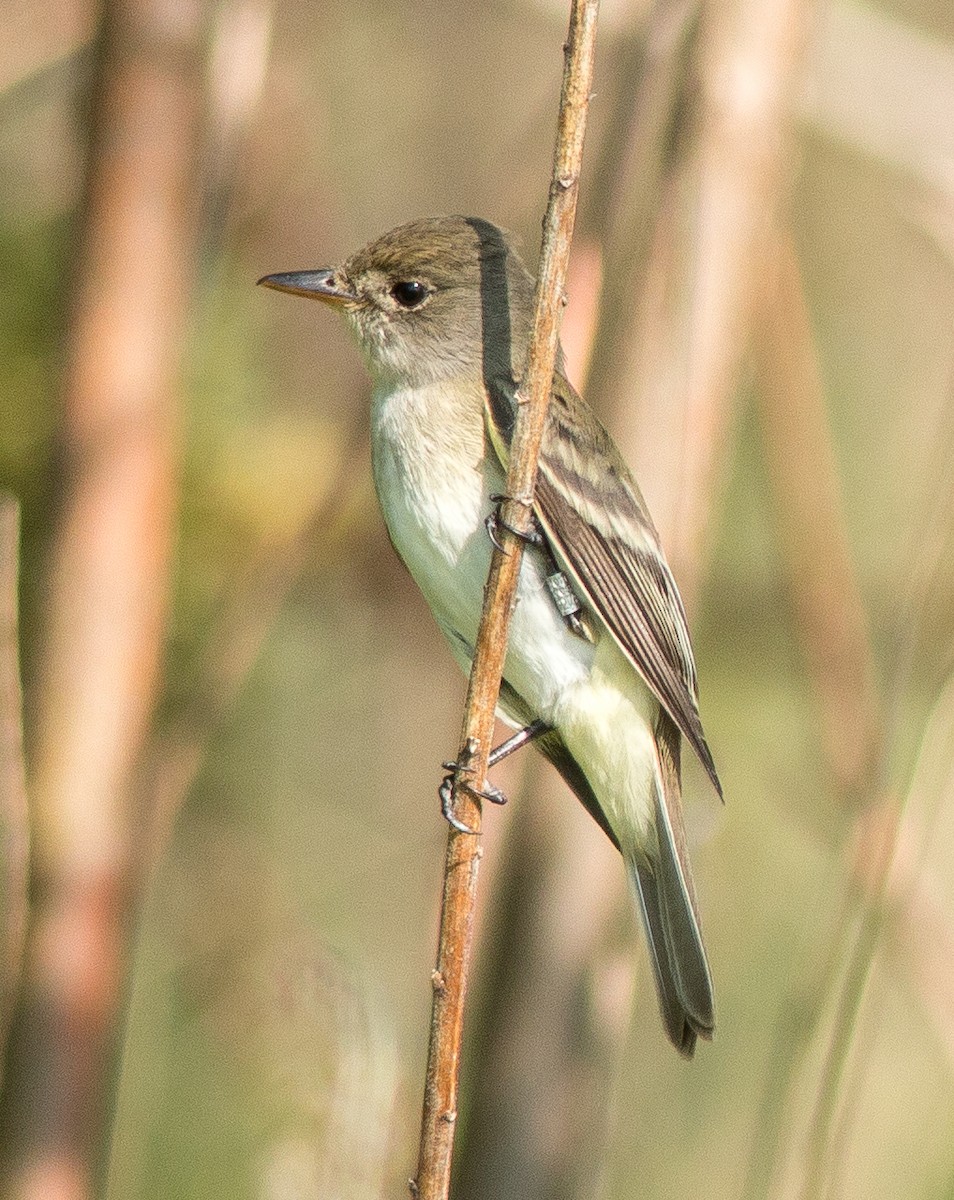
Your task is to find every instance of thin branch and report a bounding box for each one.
[411,3,600,1197]
[0,497,29,1079]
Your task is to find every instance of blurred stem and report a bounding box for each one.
[0,498,29,1084]
[797,829,897,1200]
[597,0,811,604]
[585,0,700,406]
[755,232,883,802]
[740,1002,815,1200]
[412,4,600,1197]
[1,1,205,1196]
[759,329,954,1197]
[797,452,954,1195]
[748,228,887,1200]
[749,229,945,1199]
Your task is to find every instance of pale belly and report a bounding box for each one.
[369,382,659,842]
[373,425,596,725]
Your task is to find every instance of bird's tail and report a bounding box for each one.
[628,712,714,1058]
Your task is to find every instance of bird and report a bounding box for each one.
[259,215,721,1056]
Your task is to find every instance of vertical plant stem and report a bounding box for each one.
[2,2,204,1195]
[411,3,600,1196]
[0,497,29,1081]
[755,232,882,801]
[751,230,890,1200]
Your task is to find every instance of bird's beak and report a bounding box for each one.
[257,268,357,304]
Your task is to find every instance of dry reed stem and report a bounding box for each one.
[451,762,633,1200]
[608,0,811,602]
[411,3,600,1196]
[755,232,883,800]
[746,232,885,1200]
[3,2,204,1195]
[750,233,954,1200]
[789,672,954,1199]
[0,498,29,1081]
[586,0,701,412]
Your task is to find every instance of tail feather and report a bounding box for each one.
[630,860,701,1057]
[523,705,714,1056]
[652,772,714,1036]
[629,712,714,1057]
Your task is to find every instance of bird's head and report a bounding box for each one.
[259,215,536,388]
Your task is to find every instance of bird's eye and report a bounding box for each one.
[390,280,429,309]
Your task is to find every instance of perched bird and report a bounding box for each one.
[259,216,721,1056]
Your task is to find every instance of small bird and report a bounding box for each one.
[260,216,721,1056]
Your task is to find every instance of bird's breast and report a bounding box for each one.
[368,376,597,724]
[370,379,496,626]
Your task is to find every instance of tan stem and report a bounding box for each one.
[411,3,600,1196]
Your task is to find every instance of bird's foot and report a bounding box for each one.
[484,493,544,552]
[438,722,550,833]
[438,764,508,835]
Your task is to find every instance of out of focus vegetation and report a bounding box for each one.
[3,1,954,1198]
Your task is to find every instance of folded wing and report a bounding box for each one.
[485,370,721,797]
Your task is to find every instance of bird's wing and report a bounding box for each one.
[484,370,721,797]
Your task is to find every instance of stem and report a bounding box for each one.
[1,1,203,1192]
[411,3,600,1197]
[0,497,29,1081]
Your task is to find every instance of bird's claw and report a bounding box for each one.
[439,775,477,834]
[439,763,509,834]
[485,493,543,552]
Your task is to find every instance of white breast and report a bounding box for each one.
[369,378,595,722]
[371,379,492,633]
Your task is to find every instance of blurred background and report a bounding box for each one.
[2,0,954,1197]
